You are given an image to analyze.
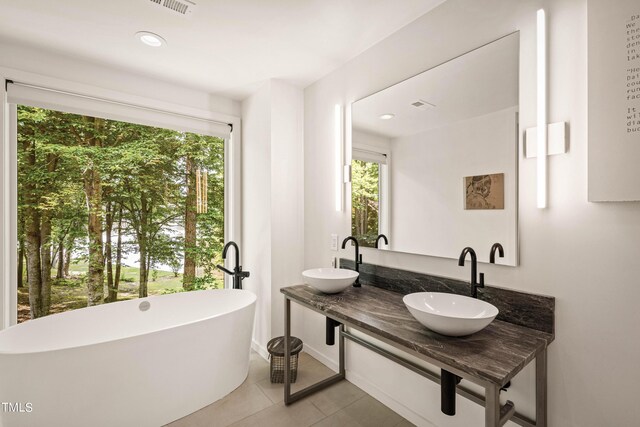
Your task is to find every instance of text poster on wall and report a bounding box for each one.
[588,0,640,201]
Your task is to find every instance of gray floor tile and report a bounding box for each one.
[245,354,270,385]
[167,351,412,427]
[394,419,416,427]
[307,380,366,416]
[256,352,335,404]
[229,400,325,427]
[166,383,272,427]
[311,395,403,427]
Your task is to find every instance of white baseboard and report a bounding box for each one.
[302,343,435,427]
[301,343,339,371]
[251,339,269,361]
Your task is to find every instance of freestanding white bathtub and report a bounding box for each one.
[0,289,256,427]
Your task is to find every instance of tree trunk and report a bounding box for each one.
[183,156,197,290]
[23,139,43,319]
[56,241,64,279]
[104,201,114,302]
[111,206,123,302]
[83,118,105,306]
[84,168,104,306]
[138,235,148,298]
[358,195,367,236]
[146,251,152,285]
[39,153,59,315]
[138,195,149,298]
[63,238,73,278]
[40,213,52,316]
[17,239,25,288]
[50,247,57,270]
[25,208,43,319]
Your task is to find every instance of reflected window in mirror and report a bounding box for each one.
[351,146,389,248]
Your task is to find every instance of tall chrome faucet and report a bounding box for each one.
[341,236,362,287]
[458,247,484,298]
[216,241,250,289]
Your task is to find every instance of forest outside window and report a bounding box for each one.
[10,83,231,323]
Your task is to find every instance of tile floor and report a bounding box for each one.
[167,351,413,427]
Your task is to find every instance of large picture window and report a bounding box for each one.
[9,82,232,323]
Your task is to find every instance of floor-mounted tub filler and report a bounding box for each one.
[0,289,256,427]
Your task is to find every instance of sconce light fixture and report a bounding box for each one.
[335,104,343,212]
[525,9,568,208]
[537,8,547,209]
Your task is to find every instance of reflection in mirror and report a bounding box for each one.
[350,32,519,265]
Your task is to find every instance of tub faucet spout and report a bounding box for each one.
[217,241,250,289]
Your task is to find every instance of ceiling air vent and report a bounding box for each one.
[411,100,436,111]
[149,0,196,16]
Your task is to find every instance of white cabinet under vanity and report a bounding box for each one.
[281,262,554,427]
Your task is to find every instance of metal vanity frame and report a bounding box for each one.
[283,295,548,427]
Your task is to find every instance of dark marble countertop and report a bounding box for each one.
[281,284,554,387]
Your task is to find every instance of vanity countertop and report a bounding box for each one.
[281,284,554,387]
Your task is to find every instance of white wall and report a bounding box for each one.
[241,83,273,354]
[352,128,392,151]
[303,0,640,426]
[390,107,517,264]
[242,80,305,356]
[0,41,240,118]
[269,81,305,340]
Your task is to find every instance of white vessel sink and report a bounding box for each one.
[302,268,359,294]
[403,292,498,337]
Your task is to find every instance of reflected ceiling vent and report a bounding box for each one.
[149,0,196,16]
[411,100,436,111]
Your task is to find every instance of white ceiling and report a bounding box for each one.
[352,32,519,139]
[0,0,446,100]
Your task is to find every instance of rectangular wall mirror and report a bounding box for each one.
[350,32,519,266]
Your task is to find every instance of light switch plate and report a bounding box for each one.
[330,234,338,251]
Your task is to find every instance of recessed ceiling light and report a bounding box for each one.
[136,31,167,47]
[379,113,395,120]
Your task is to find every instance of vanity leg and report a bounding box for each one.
[485,384,500,427]
[338,324,345,376]
[535,349,547,427]
[284,297,291,405]
[283,298,345,405]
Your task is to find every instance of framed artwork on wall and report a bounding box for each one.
[464,173,504,210]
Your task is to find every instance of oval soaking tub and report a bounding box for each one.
[0,289,256,427]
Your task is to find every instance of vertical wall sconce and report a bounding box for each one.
[536,8,547,209]
[335,104,343,212]
[344,103,352,185]
[525,9,568,205]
